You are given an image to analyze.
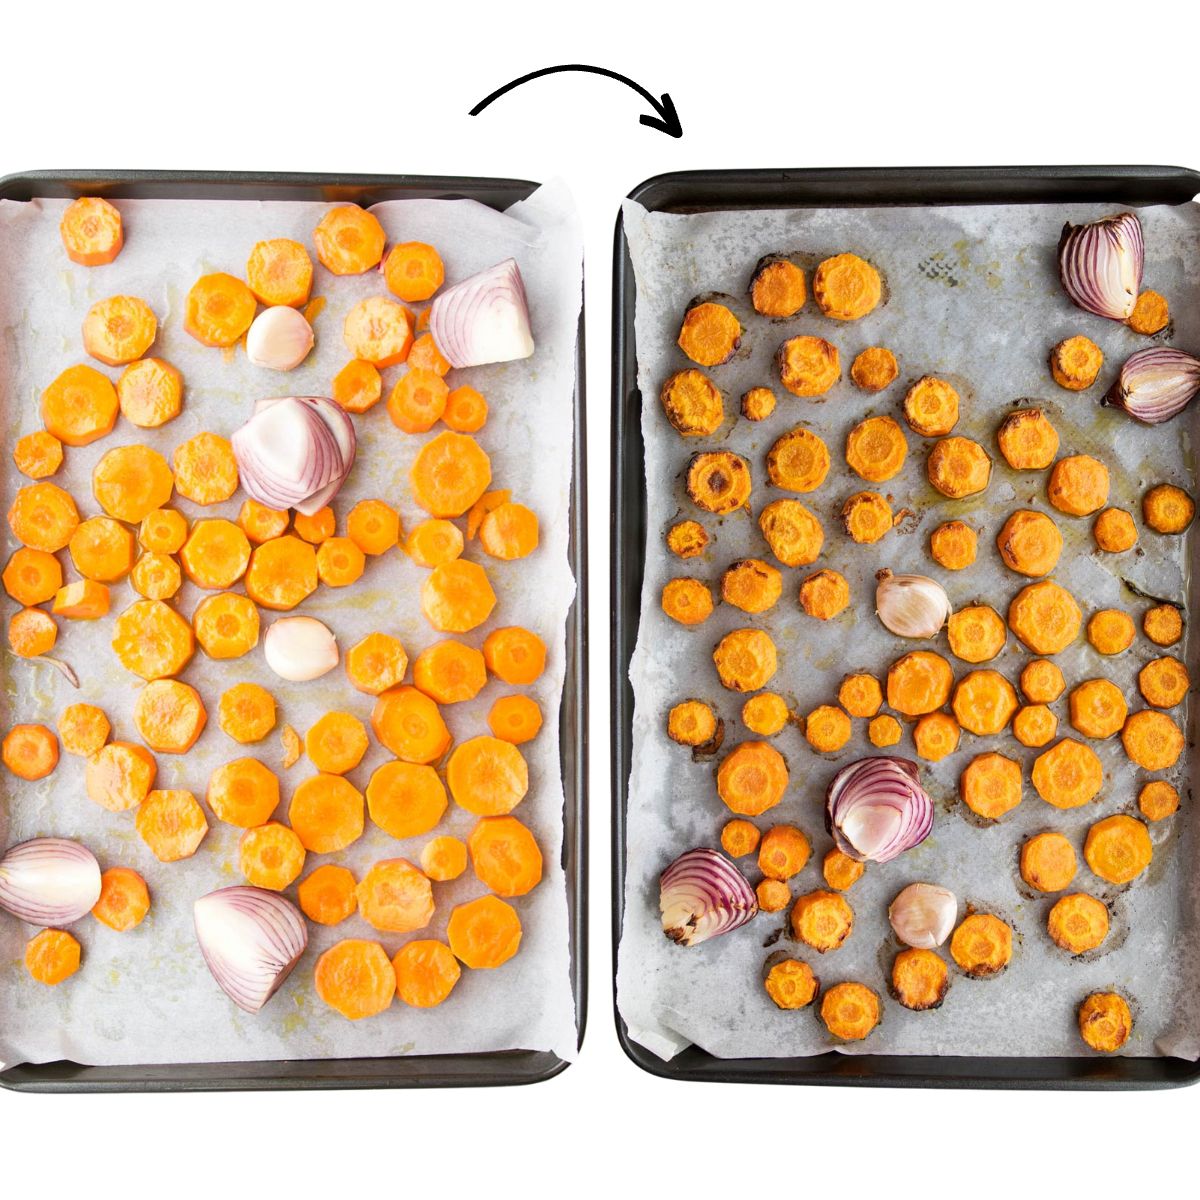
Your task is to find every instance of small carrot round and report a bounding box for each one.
[487,694,543,745]
[8,608,58,658]
[246,238,313,307]
[60,197,123,266]
[297,864,358,926]
[443,385,488,433]
[316,536,366,588]
[41,365,119,448]
[393,940,460,1008]
[346,499,400,556]
[345,632,408,696]
[2,723,59,780]
[184,273,257,347]
[218,682,277,744]
[237,499,289,545]
[240,822,306,891]
[13,430,64,480]
[406,518,464,568]
[304,710,369,775]
[92,867,150,931]
[383,242,445,302]
[483,626,546,685]
[25,929,81,985]
[420,835,468,882]
[135,789,208,862]
[313,206,386,275]
[447,895,522,969]
[388,368,449,433]
[331,359,383,413]
[117,358,183,428]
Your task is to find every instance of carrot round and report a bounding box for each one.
[292,506,334,544]
[314,939,394,1019]
[304,711,369,775]
[4,546,63,606]
[41,364,119,447]
[393,940,460,1008]
[86,741,156,811]
[479,502,539,560]
[2,723,59,780]
[371,686,450,763]
[388,367,449,432]
[447,895,522,969]
[331,359,383,413]
[83,295,157,366]
[421,560,496,633]
[447,736,529,815]
[344,297,414,367]
[421,835,468,882]
[356,858,435,933]
[240,822,306,891]
[8,481,80,552]
[92,867,150,931]
[135,789,208,862]
[8,608,57,658]
[14,430,64,479]
[410,431,492,518]
[206,757,279,827]
[184,273,257,347]
[133,679,207,753]
[25,929,81,985]
[346,499,400,556]
[482,626,546,685]
[237,499,289,545]
[413,639,487,704]
[92,444,174,524]
[297,864,358,926]
[468,815,543,897]
[246,238,313,307]
[288,773,365,853]
[60,197,123,266]
[488,694,543,745]
[345,632,408,696]
[406,519,464,568]
[443,385,489,433]
[218,682,277,744]
[316,537,365,588]
[313,206,385,275]
[383,242,445,302]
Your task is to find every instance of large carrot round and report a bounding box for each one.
[370,686,451,763]
[287,773,364,853]
[314,939,394,1019]
[41,365,119,446]
[2,723,59,780]
[447,895,522,969]
[447,736,528,815]
[383,242,444,302]
[185,273,257,347]
[246,238,313,307]
[468,815,543,897]
[393,939,460,1008]
[313,206,385,275]
[410,432,492,518]
[83,295,157,365]
[356,859,435,933]
[366,760,448,839]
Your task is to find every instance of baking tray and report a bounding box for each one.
[0,169,587,1092]
[612,164,1200,1090]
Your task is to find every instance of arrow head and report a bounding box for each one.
[639,92,683,139]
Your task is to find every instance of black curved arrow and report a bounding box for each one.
[470,64,682,139]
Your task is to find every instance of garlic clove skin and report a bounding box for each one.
[263,616,338,681]
[889,882,957,949]
[875,570,952,639]
[246,306,315,371]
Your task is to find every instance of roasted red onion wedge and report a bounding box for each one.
[194,886,308,1013]
[826,757,934,864]
[660,847,758,947]
[0,837,102,926]
[430,258,534,368]
[1104,347,1200,425]
[1058,211,1144,321]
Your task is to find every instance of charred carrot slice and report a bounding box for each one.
[383,242,445,303]
[92,867,150,931]
[60,197,123,266]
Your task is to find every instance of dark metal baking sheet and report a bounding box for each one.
[612,164,1200,1090]
[0,169,586,1092]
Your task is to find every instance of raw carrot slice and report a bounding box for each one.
[86,741,156,811]
[346,499,400,556]
[467,489,511,540]
[133,679,207,753]
[25,929,81,985]
[116,358,183,428]
[60,197,123,266]
[92,444,174,523]
[139,507,188,553]
[482,626,546,685]
[297,864,358,926]
[406,518,464,567]
[9,608,57,658]
[240,822,306,891]
[292,506,334,544]
[313,206,386,275]
[135,788,208,861]
[2,723,59,780]
[53,580,110,619]
[111,599,195,680]
[447,895,522,969]
[173,432,238,505]
[3,547,63,606]
[218,683,277,744]
[304,711,368,775]
[192,592,259,658]
[13,430,64,480]
[442,385,488,433]
[410,431,492,518]
[331,359,383,413]
[184,273,257,347]
[388,368,449,433]
[57,703,110,757]
[92,867,150,931]
[237,499,289,544]
[447,736,528,815]
[413,639,487,704]
[344,297,414,367]
[41,364,119,447]
[133,557,182,604]
[345,632,408,695]
[288,773,365,853]
[68,515,135,582]
[8,482,80,551]
[83,295,157,366]
[366,760,448,839]
[370,686,451,763]
[245,535,318,610]
[487,695,543,744]
[468,815,543,897]
[356,859,435,933]
[420,835,468,881]
[393,940,460,1008]
[280,724,301,767]
[246,238,313,307]
[314,939,394,1019]
[407,332,451,377]
[316,536,365,588]
[479,502,539,560]
[383,242,445,303]
[420,560,496,632]
[206,757,280,827]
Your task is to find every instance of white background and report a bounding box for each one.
[2,0,1197,1193]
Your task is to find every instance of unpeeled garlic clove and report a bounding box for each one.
[889,882,957,948]
[875,569,951,639]
[263,616,338,681]
[246,306,314,371]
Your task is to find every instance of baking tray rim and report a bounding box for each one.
[0,167,587,1093]
[611,162,1200,1090]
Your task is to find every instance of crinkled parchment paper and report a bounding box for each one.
[0,182,580,1068]
[618,196,1200,1061]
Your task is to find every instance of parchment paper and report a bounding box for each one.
[617,196,1200,1061]
[0,182,581,1068]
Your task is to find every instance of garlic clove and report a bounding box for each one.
[875,569,952,639]
[246,306,315,371]
[888,882,957,949]
[263,616,338,681]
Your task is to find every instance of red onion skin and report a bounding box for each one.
[1058,212,1144,321]
[825,756,934,864]
[0,838,102,926]
[660,847,758,947]
[1104,347,1200,425]
[430,258,534,369]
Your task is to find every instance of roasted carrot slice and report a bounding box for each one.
[298,864,358,926]
[383,242,445,302]
[111,599,194,681]
[467,489,511,540]
[245,535,318,610]
[92,867,150,931]
[2,723,59,780]
[41,364,119,446]
[366,760,448,839]
[246,238,313,307]
[136,788,208,861]
[133,679,207,753]
[139,507,188,553]
[83,295,157,365]
[184,273,257,347]
[60,197,123,266]
[313,206,386,275]
[173,432,238,505]
[131,553,182,601]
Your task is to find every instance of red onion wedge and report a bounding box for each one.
[826,757,934,864]
[660,847,758,947]
[0,838,102,926]
[194,886,308,1013]
[1058,211,1144,321]
[1104,346,1200,425]
[232,395,356,516]
[430,258,535,368]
